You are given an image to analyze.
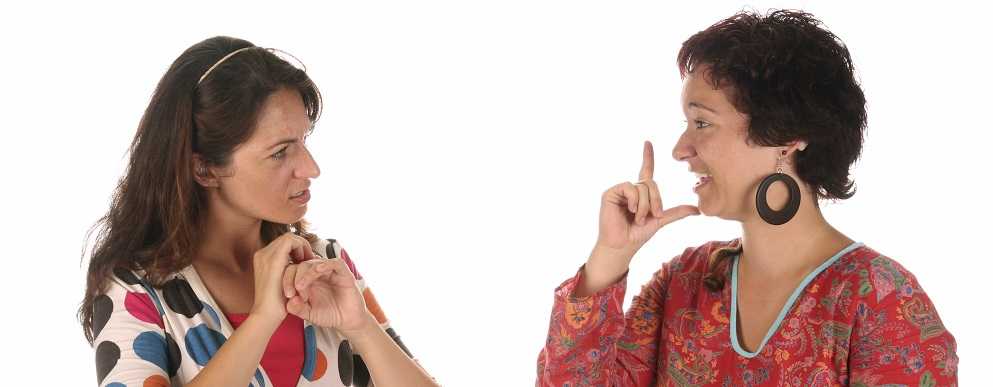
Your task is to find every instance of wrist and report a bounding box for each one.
[247,307,286,330]
[578,244,634,297]
[243,311,285,335]
[588,244,634,274]
[338,312,380,343]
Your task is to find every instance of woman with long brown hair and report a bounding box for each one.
[80,36,436,387]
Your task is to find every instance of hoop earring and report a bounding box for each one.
[755,149,800,225]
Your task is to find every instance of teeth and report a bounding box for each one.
[694,172,712,178]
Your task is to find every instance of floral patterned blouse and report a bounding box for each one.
[91,238,412,387]
[536,239,957,386]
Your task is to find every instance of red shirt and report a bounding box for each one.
[537,239,958,386]
[226,312,305,387]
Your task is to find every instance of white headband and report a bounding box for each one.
[196,46,306,86]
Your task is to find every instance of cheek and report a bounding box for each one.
[704,138,760,193]
[263,164,295,192]
[233,163,290,197]
[697,135,736,174]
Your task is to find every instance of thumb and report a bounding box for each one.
[287,296,308,317]
[652,205,701,229]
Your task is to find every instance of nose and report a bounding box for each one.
[671,130,696,162]
[295,145,321,179]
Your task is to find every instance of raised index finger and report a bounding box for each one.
[639,140,655,181]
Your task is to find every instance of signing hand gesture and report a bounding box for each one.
[282,255,375,338]
[597,141,700,252]
[250,233,319,323]
[579,141,700,295]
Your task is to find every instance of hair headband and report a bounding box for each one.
[196,46,307,86]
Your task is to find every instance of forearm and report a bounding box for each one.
[575,244,634,297]
[347,317,437,387]
[185,314,280,387]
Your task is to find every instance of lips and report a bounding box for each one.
[692,170,712,192]
[290,189,311,204]
[289,184,310,198]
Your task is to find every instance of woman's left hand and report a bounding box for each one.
[282,258,377,337]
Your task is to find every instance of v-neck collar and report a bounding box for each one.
[729,241,864,358]
[180,264,318,386]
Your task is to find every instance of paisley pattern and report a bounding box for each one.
[537,240,958,386]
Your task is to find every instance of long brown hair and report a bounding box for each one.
[80,36,322,343]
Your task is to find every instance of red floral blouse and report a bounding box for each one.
[536,239,957,386]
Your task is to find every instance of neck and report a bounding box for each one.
[738,189,852,281]
[194,196,265,273]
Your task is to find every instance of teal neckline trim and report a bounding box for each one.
[729,241,863,358]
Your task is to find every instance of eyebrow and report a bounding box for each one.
[267,138,297,150]
[688,102,717,113]
[266,124,316,150]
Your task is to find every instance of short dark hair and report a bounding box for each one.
[678,9,866,201]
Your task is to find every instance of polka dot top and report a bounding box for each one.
[90,238,410,387]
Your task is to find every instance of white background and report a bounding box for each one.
[1,1,990,385]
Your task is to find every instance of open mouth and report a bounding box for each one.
[693,172,712,191]
[290,189,310,204]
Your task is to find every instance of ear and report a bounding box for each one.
[792,140,808,152]
[192,154,219,188]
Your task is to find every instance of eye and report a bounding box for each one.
[694,120,711,129]
[271,146,289,160]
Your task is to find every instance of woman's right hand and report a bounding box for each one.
[578,141,700,296]
[249,232,318,324]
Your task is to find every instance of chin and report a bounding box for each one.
[268,209,307,225]
[696,197,715,216]
[700,207,722,219]
[697,200,734,221]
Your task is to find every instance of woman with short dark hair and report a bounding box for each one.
[537,10,956,385]
[80,36,437,387]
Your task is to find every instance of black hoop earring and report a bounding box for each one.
[755,149,800,225]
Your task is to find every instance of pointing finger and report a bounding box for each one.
[635,182,650,225]
[639,141,655,181]
[646,180,663,218]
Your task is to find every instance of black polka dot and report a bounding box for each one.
[162,278,202,318]
[95,341,120,384]
[353,354,371,387]
[113,267,142,285]
[92,295,113,339]
[325,240,338,259]
[386,328,413,358]
[337,339,353,385]
[166,333,181,377]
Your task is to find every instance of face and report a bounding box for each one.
[206,87,320,225]
[672,67,795,222]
